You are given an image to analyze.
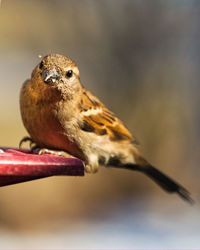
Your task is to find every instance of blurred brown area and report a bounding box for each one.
[0,0,199,232]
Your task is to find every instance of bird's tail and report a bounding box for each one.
[114,153,194,204]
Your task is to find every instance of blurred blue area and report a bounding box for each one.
[0,200,199,249]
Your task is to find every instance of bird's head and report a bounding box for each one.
[31,53,82,100]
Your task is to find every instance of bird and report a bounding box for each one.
[19,53,193,203]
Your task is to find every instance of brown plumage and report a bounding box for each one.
[80,89,134,143]
[19,53,193,204]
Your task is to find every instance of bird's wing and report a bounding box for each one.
[79,88,138,144]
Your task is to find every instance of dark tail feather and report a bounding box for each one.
[121,164,194,204]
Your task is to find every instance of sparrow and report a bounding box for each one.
[19,53,193,203]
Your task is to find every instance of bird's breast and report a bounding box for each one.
[20,82,84,159]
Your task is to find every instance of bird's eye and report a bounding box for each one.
[39,61,44,69]
[66,70,73,78]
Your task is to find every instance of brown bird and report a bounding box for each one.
[20,53,193,203]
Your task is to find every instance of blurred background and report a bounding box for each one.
[0,0,200,249]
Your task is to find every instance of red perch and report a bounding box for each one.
[0,147,84,186]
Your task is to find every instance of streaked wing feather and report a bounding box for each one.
[79,88,137,144]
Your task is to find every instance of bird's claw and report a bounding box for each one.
[34,148,75,158]
[19,136,39,153]
[19,138,75,158]
[19,136,36,149]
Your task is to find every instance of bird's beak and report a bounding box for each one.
[42,68,60,84]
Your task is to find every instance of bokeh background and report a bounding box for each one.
[0,0,200,249]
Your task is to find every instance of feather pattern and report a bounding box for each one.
[79,88,137,144]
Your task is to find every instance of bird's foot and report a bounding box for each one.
[19,136,37,150]
[34,148,75,158]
